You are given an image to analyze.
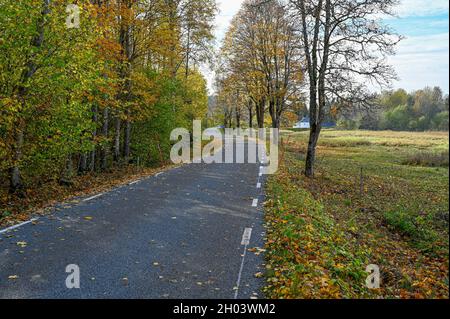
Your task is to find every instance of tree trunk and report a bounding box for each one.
[248,100,253,129]
[269,98,278,128]
[90,105,98,172]
[185,26,191,79]
[60,154,75,186]
[9,130,24,194]
[101,107,109,170]
[305,123,321,177]
[113,116,121,162]
[256,99,265,128]
[79,153,87,174]
[118,6,132,164]
[123,118,131,161]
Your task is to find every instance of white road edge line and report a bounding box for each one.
[234,227,253,299]
[0,218,38,235]
[83,193,104,202]
[1,167,175,234]
[252,198,258,207]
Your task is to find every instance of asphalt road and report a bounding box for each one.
[0,140,267,299]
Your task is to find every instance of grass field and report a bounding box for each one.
[264,130,449,299]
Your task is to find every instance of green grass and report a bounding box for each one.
[264,130,449,299]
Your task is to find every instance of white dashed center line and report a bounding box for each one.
[252,199,258,207]
[241,227,252,245]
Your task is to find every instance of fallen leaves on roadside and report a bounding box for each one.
[263,135,449,299]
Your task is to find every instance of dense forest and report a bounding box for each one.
[0,0,217,196]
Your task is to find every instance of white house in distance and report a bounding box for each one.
[293,116,310,129]
[293,116,336,129]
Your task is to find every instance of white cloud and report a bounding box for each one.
[389,33,449,92]
[395,0,449,17]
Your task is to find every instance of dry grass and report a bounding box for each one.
[265,129,449,299]
[402,150,449,167]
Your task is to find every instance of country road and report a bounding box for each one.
[0,140,267,299]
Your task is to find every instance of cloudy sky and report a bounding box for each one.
[204,0,449,94]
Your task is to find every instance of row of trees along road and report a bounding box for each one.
[215,0,401,177]
[0,0,217,195]
[215,0,304,130]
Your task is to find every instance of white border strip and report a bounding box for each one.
[0,218,38,235]
[234,227,253,299]
[83,193,104,202]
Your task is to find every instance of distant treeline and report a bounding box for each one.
[336,86,449,131]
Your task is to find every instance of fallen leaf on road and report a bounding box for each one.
[254,272,264,278]
[83,216,93,221]
[8,275,19,280]
[16,241,27,247]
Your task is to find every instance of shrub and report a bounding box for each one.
[402,150,449,167]
[383,210,441,255]
[432,111,449,131]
